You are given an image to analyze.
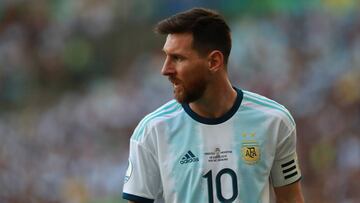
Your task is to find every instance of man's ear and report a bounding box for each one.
[207,50,224,73]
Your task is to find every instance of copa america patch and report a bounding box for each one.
[124,159,133,184]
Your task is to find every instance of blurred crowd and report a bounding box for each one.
[0,0,360,203]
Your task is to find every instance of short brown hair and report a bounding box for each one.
[154,8,231,64]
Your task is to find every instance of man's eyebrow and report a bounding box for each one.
[169,53,186,59]
[162,50,183,57]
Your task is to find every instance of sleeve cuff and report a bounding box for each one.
[271,152,302,187]
[122,193,154,203]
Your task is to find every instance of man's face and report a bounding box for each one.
[161,33,210,103]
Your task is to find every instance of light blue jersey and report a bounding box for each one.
[123,88,301,203]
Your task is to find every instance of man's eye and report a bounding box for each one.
[173,56,182,61]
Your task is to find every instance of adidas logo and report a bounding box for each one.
[180,150,199,164]
[281,159,298,180]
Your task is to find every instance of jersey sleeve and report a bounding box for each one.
[270,123,302,187]
[122,128,162,202]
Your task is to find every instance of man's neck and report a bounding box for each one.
[189,80,237,119]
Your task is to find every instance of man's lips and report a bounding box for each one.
[169,78,182,91]
[169,77,180,86]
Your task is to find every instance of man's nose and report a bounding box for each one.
[161,57,175,76]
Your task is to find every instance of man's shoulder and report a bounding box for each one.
[131,100,183,141]
[242,90,285,108]
[148,99,182,117]
[141,99,183,125]
[241,90,295,127]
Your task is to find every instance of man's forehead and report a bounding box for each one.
[163,33,193,53]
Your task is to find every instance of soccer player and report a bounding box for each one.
[122,8,304,203]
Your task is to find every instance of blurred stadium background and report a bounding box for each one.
[0,0,359,202]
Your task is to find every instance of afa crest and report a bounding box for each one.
[241,142,260,164]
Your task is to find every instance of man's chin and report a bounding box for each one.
[174,94,185,103]
[174,93,197,104]
[173,88,184,102]
[173,88,198,103]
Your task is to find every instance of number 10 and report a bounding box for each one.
[203,168,238,203]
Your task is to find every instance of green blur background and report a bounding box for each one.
[0,0,360,202]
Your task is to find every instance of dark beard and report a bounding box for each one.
[174,78,207,103]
